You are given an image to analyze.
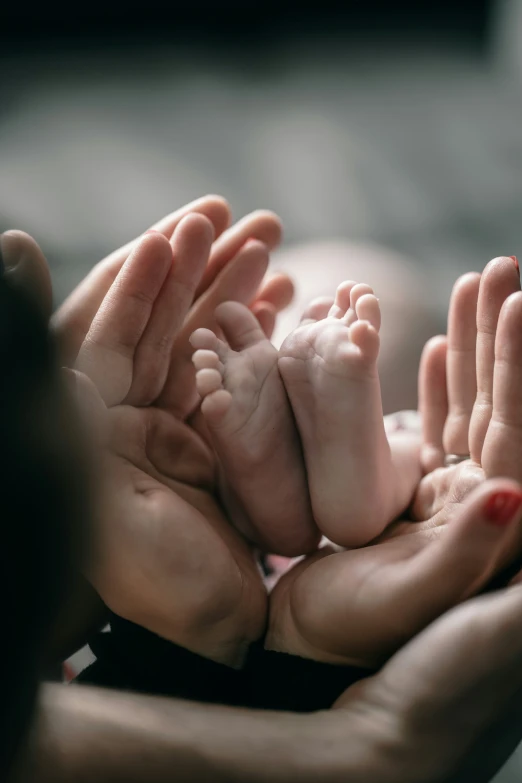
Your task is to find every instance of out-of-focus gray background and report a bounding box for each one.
[2,0,521,316]
[2,0,522,778]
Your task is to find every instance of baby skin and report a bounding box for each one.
[191,281,421,551]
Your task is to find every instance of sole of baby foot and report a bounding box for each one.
[191,301,319,556]
[279,281,416,548]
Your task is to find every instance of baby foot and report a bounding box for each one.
[279,281,420,547]
[191,301,318,556]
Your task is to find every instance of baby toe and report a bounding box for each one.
[201,389,233,421]
[190,327,220,352]
[350,283,374,311]
[355,293,381,332]
[328,280,356,319]
[192,349,224,373]
[196,368,224,397]
[349,320,380,363]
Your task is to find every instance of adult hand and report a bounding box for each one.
[53,195,293,367]
[29,578,522,783]
[414,255,521,517]
[73,217,270,668]
[1,200,295,664]
[332,578,522,783]
[267,257,522,667]
[0,230,53,317]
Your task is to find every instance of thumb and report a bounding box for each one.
[0,230,53,319]
[398,479,522,633]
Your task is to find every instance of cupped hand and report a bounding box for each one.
[1,207,290,666]
[414,255,521,519]
[331,573,522,783]
[53,195,293,367]
[267,256,522,668]
[74,218,270,668]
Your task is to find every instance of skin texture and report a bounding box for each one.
[278,280,419,546]
[270,240,445,415]
[53,197,292,366]
[13,225,522,672]
[191,302,320,555]
[267,256,522,667]
[72,219,268,666]
[5,231,522,783]
[190,280,418,554]
[414,256,522,519]
[18,579,522,783]
[0,204,295,668]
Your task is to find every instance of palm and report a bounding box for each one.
[267,507,454,669]
[90,403,265,664]
[410,460,483,523]
[74,221,273,665]
[269,257,522,669]
[268,450,520,670]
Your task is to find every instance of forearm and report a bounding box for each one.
[18,683,384,783]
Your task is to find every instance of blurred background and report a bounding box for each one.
[1,0,521,309]
[1,1,522,777]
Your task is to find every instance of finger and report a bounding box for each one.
[98,195,229,272]
[158,240,269,418]
[251,301,277,338]
[252,272,294,313]
[469,256,520,464]
[53,195,230,365]
[418,335,448,472]
[0,230,53,318]
[399,480,522,634]
[184,240,270,341]
[195,210,282,298]
[482,291,522,484]
[124,215,214,406]
[442,272,481,457]
[76,232,172,407]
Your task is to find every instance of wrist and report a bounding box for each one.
[332,680,444,783]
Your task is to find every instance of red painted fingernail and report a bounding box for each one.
[484,490,522,526]
[510,255,519,273]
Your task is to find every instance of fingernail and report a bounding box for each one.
[0,232,22,271]
[484,490,522,526]
[144,229,160,236]
[510,255,519,273]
